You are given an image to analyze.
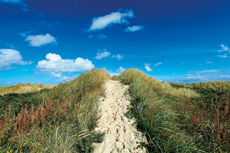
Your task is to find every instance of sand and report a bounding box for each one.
[93,80,146,153]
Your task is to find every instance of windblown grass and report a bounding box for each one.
[0,69,110,152]
[0,83,55,96]
[120,68,230,152]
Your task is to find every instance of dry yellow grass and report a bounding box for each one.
[0,83,55,96]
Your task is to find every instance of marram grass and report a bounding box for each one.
[0,69,110,152]
[120,68,230,153]
[120,69,196,152]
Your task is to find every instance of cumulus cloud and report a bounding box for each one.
[97,34,107,38]
[89,9,134,31]
[144,63,153,72]
[95,49,111,60]
[112,54,123,60]
[0,49,32,70]
[25,34,57,47]
[206,61,213,64]
[37,53,94,77]
[125,25,144,32]
[154,62,162,67]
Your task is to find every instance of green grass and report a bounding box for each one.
[0,69,110,152]
[120,68,230,153]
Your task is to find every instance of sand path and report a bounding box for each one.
[93,80,146,153]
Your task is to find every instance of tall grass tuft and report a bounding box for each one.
[0,69,110,152]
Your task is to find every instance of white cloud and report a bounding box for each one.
[144,63,153,72]
[1,0,22,4]
[25,34,57,47]
[178,74,230,83]
[95,49,111,60]
[185,74,205,79]
[218,54,228,58]
[206,61,213,64]
[97,34,107,38]
[37,53,94,77]
[196,70,221,73]
[116,67,125,73]
[171,74,207,83]
[108,67,126,76]
[58,73,79,82]
[125,25,144,32]
[89,9,134,31]
[218,44,230,58]
[168,73,230,83]
[112,54,123,60]
[154,62,162,67]
[0,49,32,70]
[218,44,230,52]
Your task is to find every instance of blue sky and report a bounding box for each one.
[0,0,230,85]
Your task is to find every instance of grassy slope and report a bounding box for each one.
[0,83,55,96]
[0,69,110,152]
[120,69,230,153]
[1,68,229,152]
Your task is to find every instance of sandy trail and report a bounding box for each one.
[93,80,146,153]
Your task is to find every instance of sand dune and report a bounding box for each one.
[93,80,146,153]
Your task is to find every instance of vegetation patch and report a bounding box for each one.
[0,83,55,96]
[0,69,110,152]
[120,68,230,152]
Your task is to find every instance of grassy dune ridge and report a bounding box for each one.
[0,83,55,96]
[0,69,110,152]
[1,68,230,152]
[120,68,230,152]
